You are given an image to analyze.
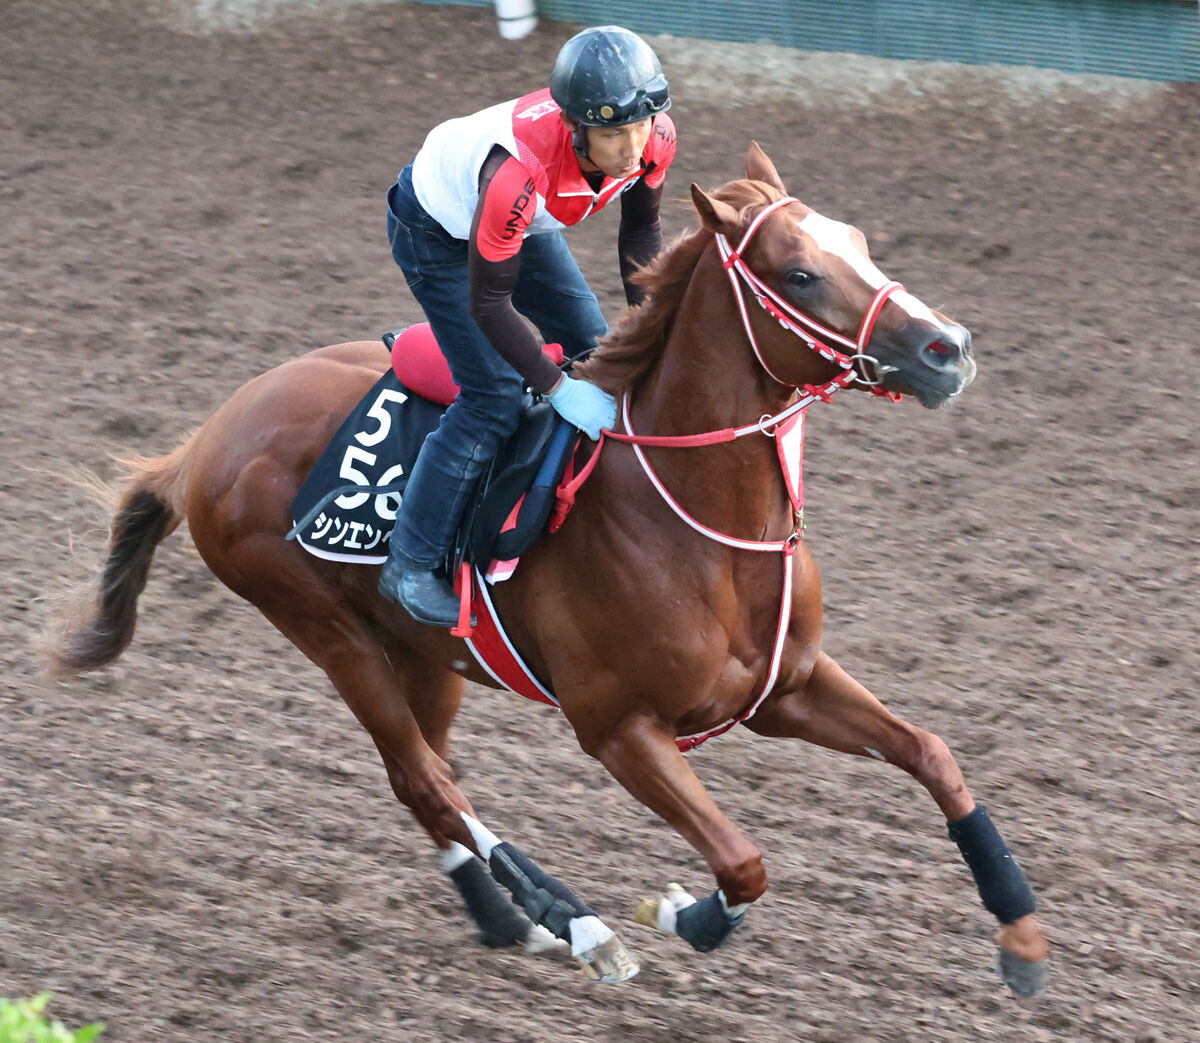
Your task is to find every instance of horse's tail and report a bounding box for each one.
[45,429,201,676]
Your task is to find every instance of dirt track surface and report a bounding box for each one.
[2,2,1198,1040]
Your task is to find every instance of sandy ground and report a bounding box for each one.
[1,1,1198,1040]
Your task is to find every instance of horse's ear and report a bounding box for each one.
[746,141,786,193]
[691,183,740,233]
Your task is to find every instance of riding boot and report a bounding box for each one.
[378,552,464,626]
[378,427,484,627]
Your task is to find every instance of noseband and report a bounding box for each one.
[715,195,904,399]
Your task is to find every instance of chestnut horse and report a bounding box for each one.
[50,144,1048,994]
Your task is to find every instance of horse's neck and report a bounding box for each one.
[636,250,793,434]
[626,249,803,538]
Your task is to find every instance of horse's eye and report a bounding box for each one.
[785,269,815,290]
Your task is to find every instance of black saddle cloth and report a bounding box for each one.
[289,369,578,570]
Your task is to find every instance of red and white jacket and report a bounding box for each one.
[411,88,676,246]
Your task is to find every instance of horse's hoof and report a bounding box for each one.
[996,948,1049,999]
[576,934,640,984]
[633,882,696,934]
[633,897,661,929]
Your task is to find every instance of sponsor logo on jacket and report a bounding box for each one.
[502,178,537,239]
[516,99,559,122]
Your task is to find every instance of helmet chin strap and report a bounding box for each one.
[570,121,591,163]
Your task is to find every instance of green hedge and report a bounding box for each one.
[0,995,104,1043]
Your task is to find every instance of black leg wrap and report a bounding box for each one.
[448,857,531,948]
[674,890,745,953]
[948,804,1037,924]
[488,842,595,941]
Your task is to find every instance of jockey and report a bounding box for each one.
[378,25,677,625]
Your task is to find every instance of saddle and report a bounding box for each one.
[288,324,579,581]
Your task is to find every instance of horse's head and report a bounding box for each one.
[690,143,976,408]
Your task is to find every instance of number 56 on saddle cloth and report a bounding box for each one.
[288,323,577,578]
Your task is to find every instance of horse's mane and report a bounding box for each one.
[573,178,784,396]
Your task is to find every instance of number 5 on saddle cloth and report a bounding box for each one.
[287,323,580,583]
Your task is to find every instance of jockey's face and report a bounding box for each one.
[577,117,653,179]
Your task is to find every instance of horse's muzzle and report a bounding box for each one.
[880,322,976,408]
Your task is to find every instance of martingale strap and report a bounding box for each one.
[676,548,796,751]
[618,395,800,552]
[618,394,799,749]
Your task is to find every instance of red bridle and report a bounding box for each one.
[559,193,909,529]
[715,194,904,398]
[596,194,903,454]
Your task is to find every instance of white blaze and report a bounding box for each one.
[798,213,942,327]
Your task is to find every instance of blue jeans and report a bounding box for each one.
[385,165,609,569]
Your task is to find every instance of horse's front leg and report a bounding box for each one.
[586,716,766,953]
[746,650,1049,997]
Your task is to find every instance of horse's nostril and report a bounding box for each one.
[919,340,963,370]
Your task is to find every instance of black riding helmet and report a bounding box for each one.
[550,26,671,129]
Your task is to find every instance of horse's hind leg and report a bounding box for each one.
[373,719,639,979]
[253,602,535,942]
[453,811,639,982]
[265,611,568,955]
[745,650,1049,997]
[365,653,630,975]
[370,736,537,948]
[200,528,625,974]
[366,654,536,949]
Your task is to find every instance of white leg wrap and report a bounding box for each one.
[460,811,502,860]
[656,886,698,935]
[568,915,614,957]
[719,889,751,919]
[438,840,476,873]
[524,924,568,954]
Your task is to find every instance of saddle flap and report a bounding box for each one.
[465,406,579,570]
[292,334,579,569]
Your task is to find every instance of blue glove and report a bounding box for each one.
[545,375,617,439]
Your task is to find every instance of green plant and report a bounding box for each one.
[0,994,104,1043]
